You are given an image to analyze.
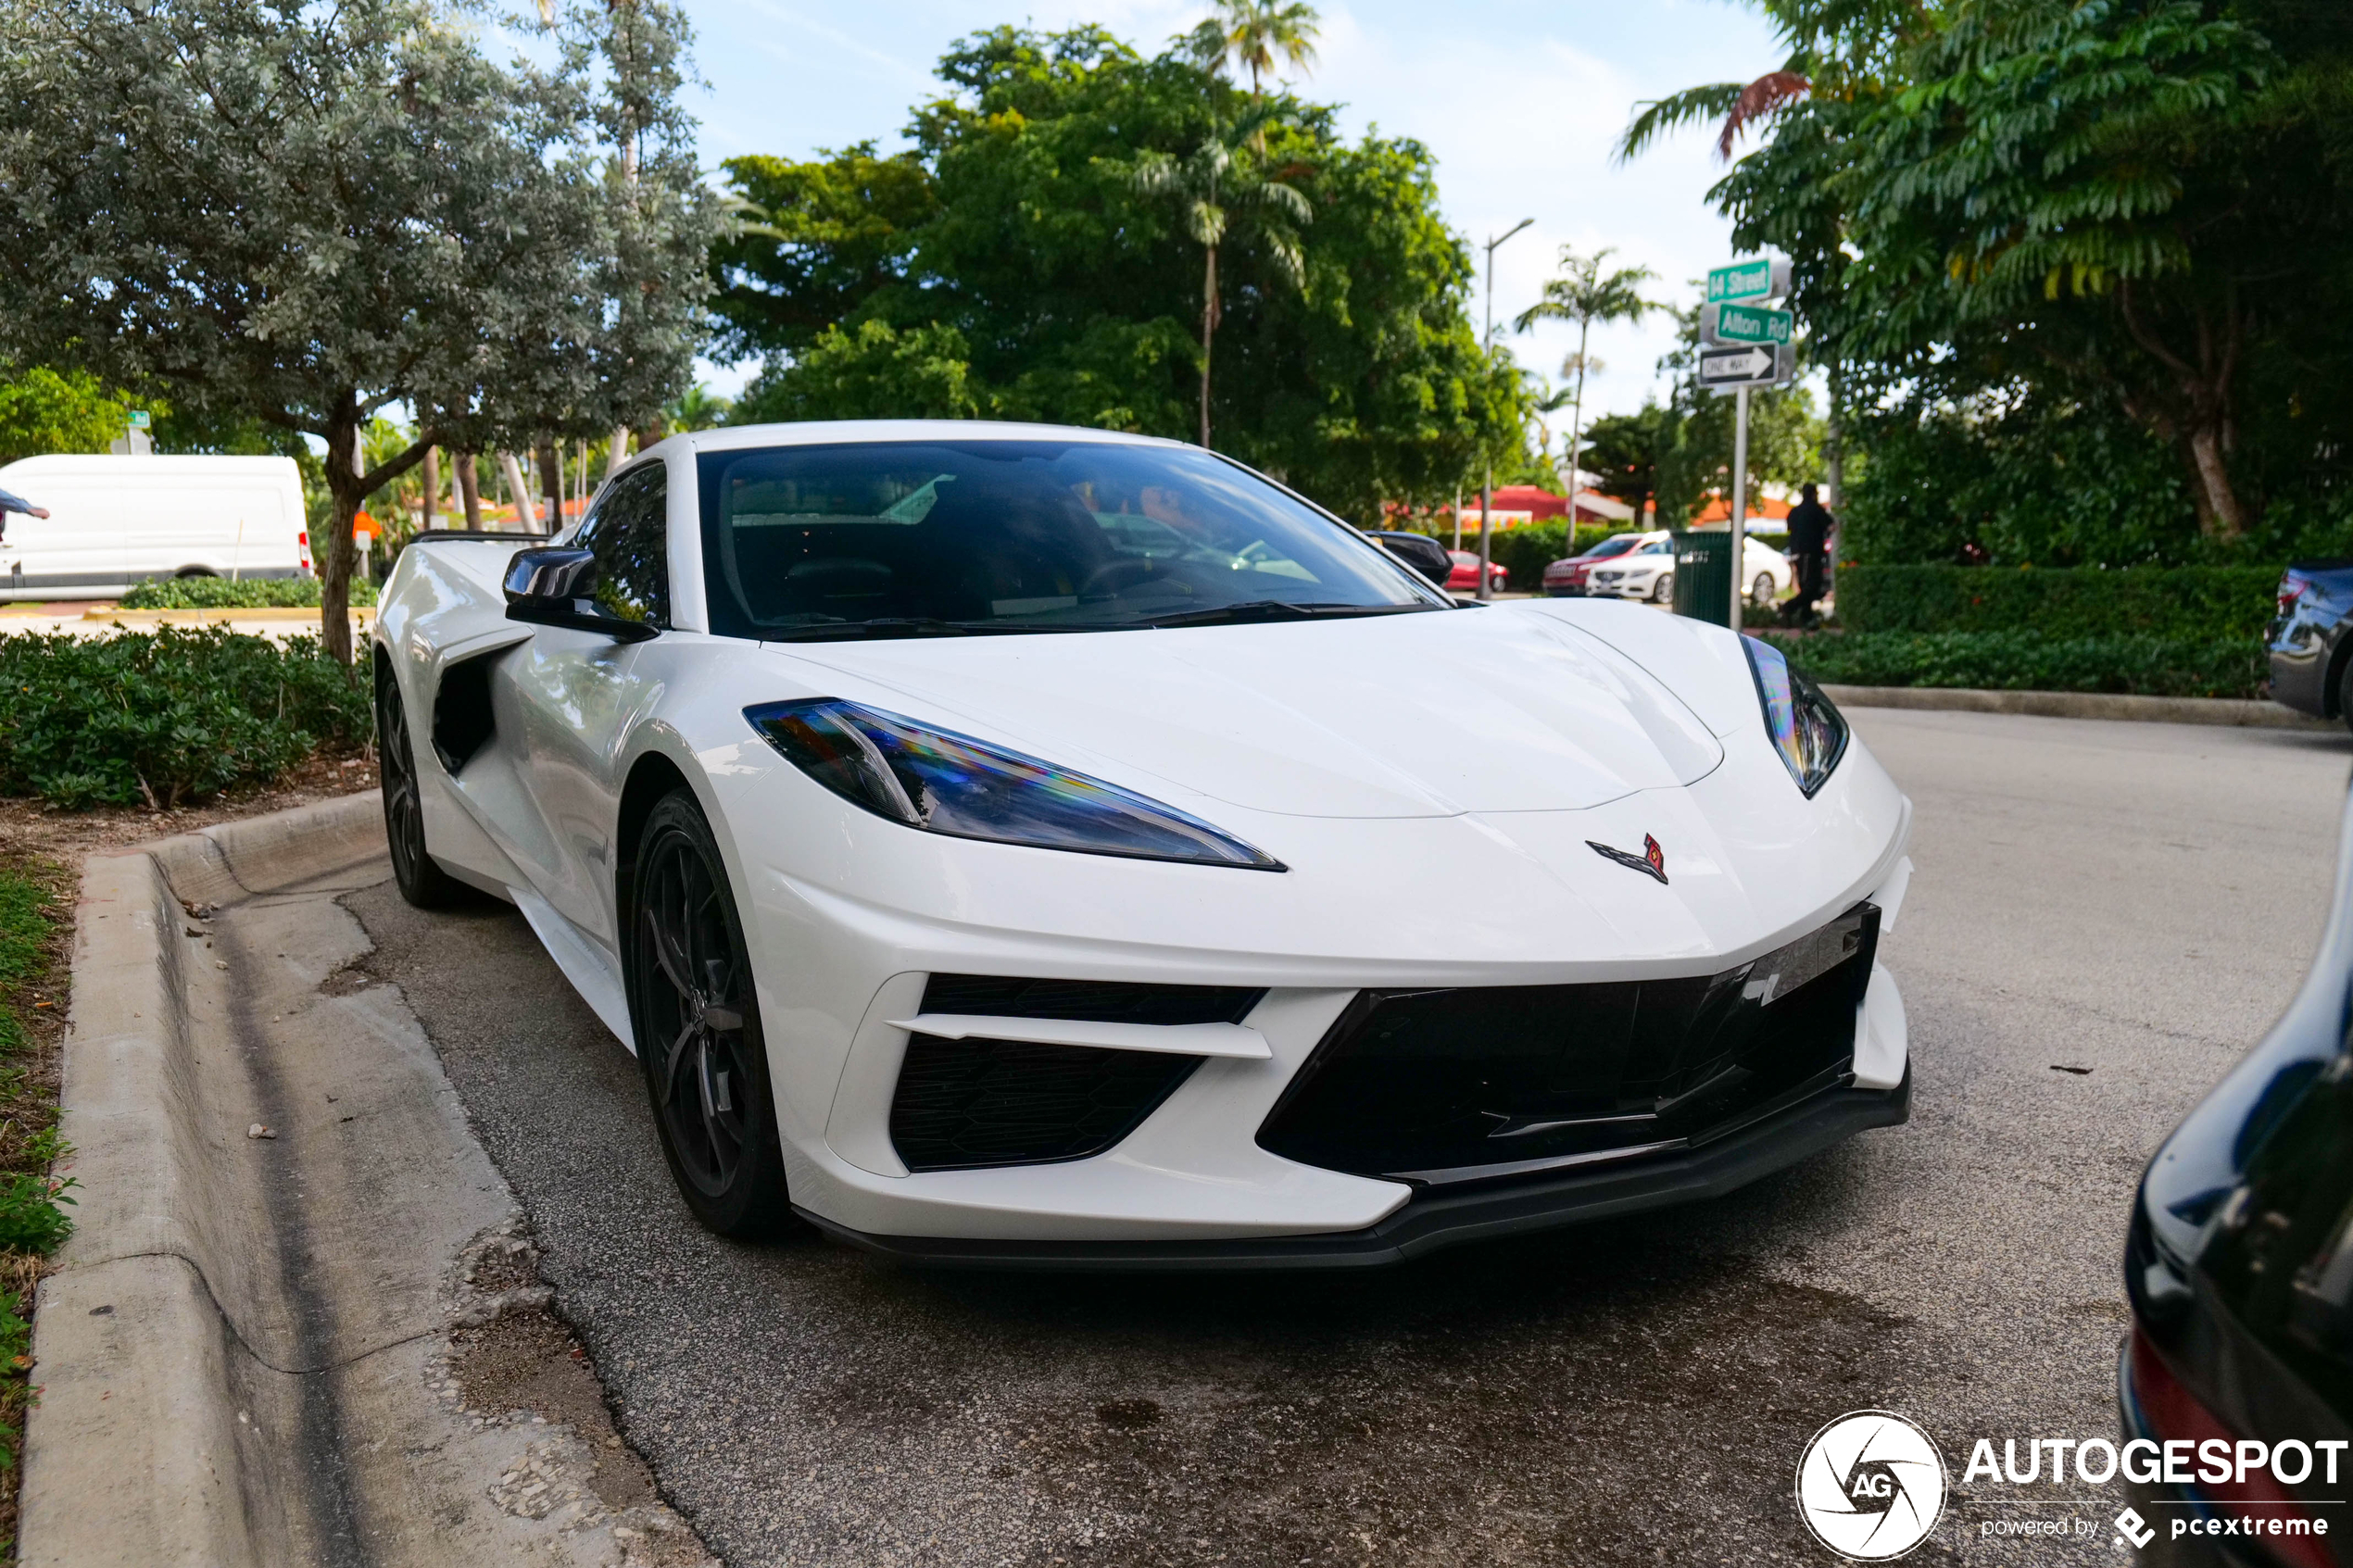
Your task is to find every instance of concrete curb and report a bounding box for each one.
[21,793,386,1565]
[1821,684,2339,732]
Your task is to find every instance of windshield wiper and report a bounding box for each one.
[1132,600,1444,629]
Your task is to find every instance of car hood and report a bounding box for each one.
[765,607,1724,819]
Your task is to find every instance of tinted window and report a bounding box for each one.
[575,463,668,627]
[1583,534,1640,559]
[695,440,1444,640]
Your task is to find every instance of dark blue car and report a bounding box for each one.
[2123,781,2353,1564]
[2269,560,2353,729]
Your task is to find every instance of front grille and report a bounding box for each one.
[1257,904,1880,1185]
[887,974,1260,1172]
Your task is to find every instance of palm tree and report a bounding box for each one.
[1203,1,1321,96]
[1515,248,1660,519]
[1134,101,1312,449]
[1524,374,1575,471]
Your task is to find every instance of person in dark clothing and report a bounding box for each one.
[1784,483,1833,625]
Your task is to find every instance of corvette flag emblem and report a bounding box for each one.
[1588,834,1667,884]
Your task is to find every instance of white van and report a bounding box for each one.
[0,454,309,600]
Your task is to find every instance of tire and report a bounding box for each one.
[1752,572,1776,607]
[627,791,796,1238]
[1652,571,1674,604]
[374,655,473,909]
[2337,655,2353,737]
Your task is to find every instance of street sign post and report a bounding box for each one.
[1702,301,1793,346]
[1692,259,1798,635]
[127,410,151,430]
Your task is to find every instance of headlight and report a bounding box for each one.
[1741,635,1849,797]
[744,698,1285,871]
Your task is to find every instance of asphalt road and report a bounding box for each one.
[344,710,2353,1567]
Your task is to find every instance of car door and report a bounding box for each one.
[497,461,672,951]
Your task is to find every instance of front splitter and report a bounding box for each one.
[795,1071,1910,1273]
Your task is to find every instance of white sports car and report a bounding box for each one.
[372,420,1914,1267]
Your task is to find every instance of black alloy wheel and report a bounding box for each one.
[628,791,794,1237]
[374,655,471,909]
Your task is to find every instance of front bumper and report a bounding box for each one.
[2268,621,2332,719]
[799,1070,1909,1271]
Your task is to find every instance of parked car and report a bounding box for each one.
[0,454,308,600]
[2267,559,2353,731]
[1543,532,1643,596]
[1447,548,1508,594]
[2122,777,2353,1563]
[372,419,1914,1263]
[1574,529,1792,608]
[1366,530,1453,588]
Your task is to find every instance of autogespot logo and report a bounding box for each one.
[1796,1411,1950,1561]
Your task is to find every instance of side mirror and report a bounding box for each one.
[1378,536,1453,587]
[503,548,659,642]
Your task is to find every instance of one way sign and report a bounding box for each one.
[1696,342,1793,395]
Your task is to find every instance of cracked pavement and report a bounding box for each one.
[342,710,2352,1565]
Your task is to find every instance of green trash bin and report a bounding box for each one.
[1670,530,1733,627]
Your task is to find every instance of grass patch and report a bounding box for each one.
[1762,630,2267,700]
[0,855,72,1549]
[118,575,377,610]
[0,625,373,808]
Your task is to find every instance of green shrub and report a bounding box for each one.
[117,575,376,609]
[0,626,373,807]
[1832,564,2280,640]
[1764,630,2266,699]
[0,1132,72,1257]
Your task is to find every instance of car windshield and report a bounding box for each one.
[697,440,1448,639]
[1582,534,1640,559]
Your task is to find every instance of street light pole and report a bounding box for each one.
[1478,217,1534,602]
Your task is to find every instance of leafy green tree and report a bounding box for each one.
[0,368,147,465]
[0,0,717,659]
[665,384,738,433]
[738,321,983,422]
[712,144,938,361]
[718,25,1518,524]
[1134,101,1312,448]
[1582,405,1672,521]
[1625,0,2353,555]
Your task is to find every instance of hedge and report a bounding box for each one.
[118,575,376,609]
[1832,564,2280,640]
[0,626,373,807]
[1764,630,2266,700]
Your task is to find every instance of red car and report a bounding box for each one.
[1447,550,1508,594]
[1541,532,1642,596]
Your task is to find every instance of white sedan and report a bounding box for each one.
[371,421,1913,1266]
[1586,529,1792,608]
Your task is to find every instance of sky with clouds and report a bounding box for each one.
[675,0,1787,436]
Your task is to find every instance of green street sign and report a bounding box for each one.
[1707,259,1776,303]
[1708,258,1792,303]
[127,410,151,430]
[1706,301,1793,345]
